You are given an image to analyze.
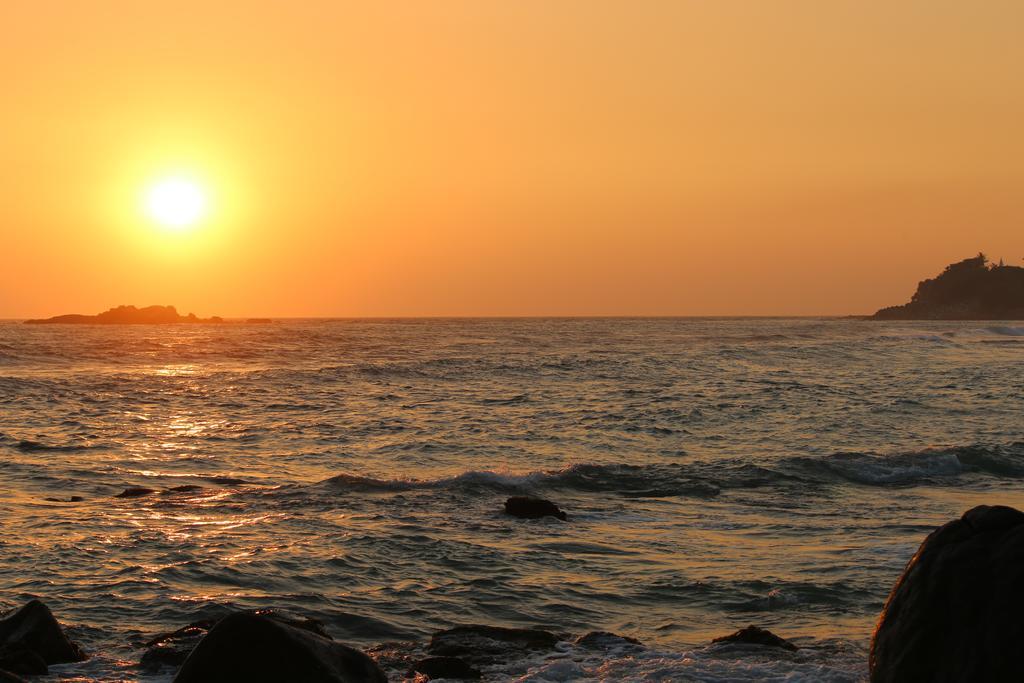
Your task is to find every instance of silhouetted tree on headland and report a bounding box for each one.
[873,253,1024,320]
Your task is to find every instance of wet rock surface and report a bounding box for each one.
[871,504,1024,682]
[711,625,798,652]
[142,611,332,673]
[140,618,218,671]
[115,486,157,498]
[427,624,561,667]
[172,610,386,683]
[166,485,204,493]
[574,631,644,651]
[0,600,87,675]
[0,646,46,675]
[408,655,482,680]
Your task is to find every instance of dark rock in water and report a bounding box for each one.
[0,645,47,675]
[144,611,331,673]
[205,476,247,486]
[0,670,28,683]
[43,496,84,503]
[141,618,218,671]
[574,631,644,650]
[116,486,157,498]
[173,611,385,683]
[711,625,798,652]
[428,625,560,666]
[870,504,1024,683]
[141,642,195,672]
[504,496,567,521]
[0,600,87,667]
[408,655,481,680]
[362,641,415,677]
[166,485,204,494]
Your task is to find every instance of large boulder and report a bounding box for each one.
[172,611,385,683]
[871,505,1024,682]
[0,647,45,676]
[0,600,86,673]
[143,611,331,672]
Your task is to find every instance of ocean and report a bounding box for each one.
[1,318,1022,681]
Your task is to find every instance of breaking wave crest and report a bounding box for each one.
[787,444,1024,485]
[986,325,1024,337]
[316,443,1024,497]
[320,463,724,497]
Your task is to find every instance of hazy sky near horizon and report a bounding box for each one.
[2,1,1022,317]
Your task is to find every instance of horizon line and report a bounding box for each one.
[3,313,873,321]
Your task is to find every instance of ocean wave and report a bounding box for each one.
[315,444,1024,498]
[513,642,865,683]
[784,444,1024,485]
[986,325,1024,337]
[790,450,963,485]
[319,463,723,498]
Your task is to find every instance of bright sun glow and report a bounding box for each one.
[145,177,207,229]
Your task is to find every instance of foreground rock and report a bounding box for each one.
[428,625,560,668]
[0,645,45,675]
[408,655,481,680]
[504,496,567,521]
[574,631,644,651]
[143,611,332,672]
[0,671,28,683]
[871,505,1024,682]
[173,611,385,682]
[0,600,86,675]
[711,625,797,652]
[141,618,218,671]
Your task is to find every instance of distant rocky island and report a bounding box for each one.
[24,305,269,325]
[872,254,1024,320]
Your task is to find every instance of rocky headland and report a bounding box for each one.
[23,305,272,325]
[872,254,1024,320]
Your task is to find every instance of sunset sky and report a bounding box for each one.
[2,1,1021,317]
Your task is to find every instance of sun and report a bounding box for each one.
[144,177,207,229]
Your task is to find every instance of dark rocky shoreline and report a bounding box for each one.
[0,601,799,682]
[2,504,1021,681]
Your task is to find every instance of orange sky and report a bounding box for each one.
[2,2,1022,317]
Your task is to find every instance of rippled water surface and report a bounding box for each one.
[2,318,1023,681]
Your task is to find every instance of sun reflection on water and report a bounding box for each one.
[152,364,199,377]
